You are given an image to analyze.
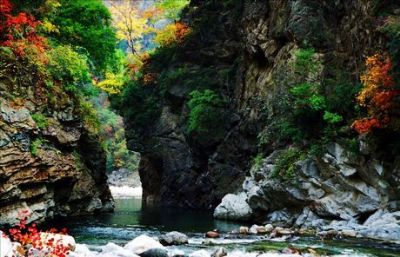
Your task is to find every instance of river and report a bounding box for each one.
[52,193,400,257]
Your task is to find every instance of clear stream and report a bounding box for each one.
[53,198,400,257]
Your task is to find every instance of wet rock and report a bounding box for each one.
[249,225,266,235]
[159,231,188,246]
[239,226,249,234]
[341,230,357,237]
[266,210,298,227]
[124,235,164,255]
[274,227,294,236]
[211,247,227,257]
[139,248,168,257]
[206,231,220,238]
[214,193,253,221]
[358,210,400,241]
[264,224,274,233]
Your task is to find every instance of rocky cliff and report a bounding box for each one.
[119,0,400,214]
[0,51,113,225]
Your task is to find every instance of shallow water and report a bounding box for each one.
[53,197,400,257]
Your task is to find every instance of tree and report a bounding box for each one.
[0,0,47,58]
[108,1,150,54]
[352,54,400,134]
[50,0,117,71]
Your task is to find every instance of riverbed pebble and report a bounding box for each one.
[206,231,220,238]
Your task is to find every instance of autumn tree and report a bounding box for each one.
[352,54,400,134]
[108,1,150,54]
[0,0,47,58]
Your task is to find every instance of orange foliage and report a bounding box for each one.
[143,73,157,85]
[142,7,164,20]
[174,22,191,43]
[7,210,71,257]
[0,0,47,58]
[352,54,399,134]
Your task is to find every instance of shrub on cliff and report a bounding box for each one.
[187,89,225,135]
[263,48,358,152]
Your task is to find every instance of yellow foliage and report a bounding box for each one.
[95,72,126,94]
[357,54,394,106]
[154,22,191,46]
[108,1,153,54]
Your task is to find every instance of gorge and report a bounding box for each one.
[1,0,400,256]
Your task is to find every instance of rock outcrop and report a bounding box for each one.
[214,143,400,241]
[0,53,113,225]
[213,193,253,221]
[120,0,400,210]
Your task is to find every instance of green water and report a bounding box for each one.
[53,198,400,256]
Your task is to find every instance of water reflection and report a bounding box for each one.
[99,198,241,233]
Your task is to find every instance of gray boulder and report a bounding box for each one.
[159,231,189,246]
[213,193,253,221]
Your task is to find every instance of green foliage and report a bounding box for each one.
[294,48,318,73]
[47,45,91,85]
[50,0,117,71]
[31,113,48,129]
[155,0,190,20]
[187,89,224,134]
[96,102,139,173]
[79,100,100,133]
[251,153,264,169]
[30,138,44,157]
[264,48,357,149]
[323,111,343,124]
[118,80,161,128]
[272,148,306,181]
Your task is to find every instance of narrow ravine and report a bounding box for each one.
[2,1,400,257]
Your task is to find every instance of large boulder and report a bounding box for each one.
[40,232,76,251]
[159,231,188,246]
[0,231,12,257]
[124,235,164,255]
[213,193,253,221]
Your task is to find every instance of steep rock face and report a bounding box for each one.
[0,55,113,225]
[122,0,399,209]
[220,143,400,241]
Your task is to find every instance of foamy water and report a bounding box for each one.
[109,186,142,199]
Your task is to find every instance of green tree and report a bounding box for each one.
[50,0,117,71]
